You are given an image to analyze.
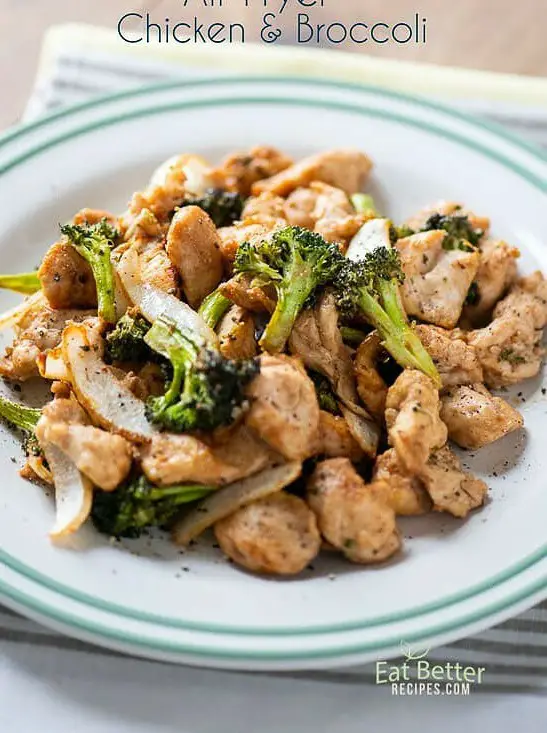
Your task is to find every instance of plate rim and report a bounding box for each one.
[1,76,546,665]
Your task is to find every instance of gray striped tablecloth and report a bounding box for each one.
[3,45,547,696]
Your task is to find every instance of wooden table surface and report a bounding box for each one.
[0,0,546,129]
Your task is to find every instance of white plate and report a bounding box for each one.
[0,78,546,671]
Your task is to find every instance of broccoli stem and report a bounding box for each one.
[0,272,41,295]
[0,394,41,433]
[261,262,315,353]
[340,326,367,346]
[351,193,378,216]
[198,288,232,329]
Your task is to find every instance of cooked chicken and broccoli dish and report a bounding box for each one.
[0,146,544,576]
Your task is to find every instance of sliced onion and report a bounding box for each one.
[339,404,379,458]
[0,291,45,332]
[150,153,213,196]
[346,218,392,262]
[116,247,217,346]
[41,442,93,539]
[172,462,302,547]
[37,346,70,382]
[27,454,53,484]
[62,323,155,442]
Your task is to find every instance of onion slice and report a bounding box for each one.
[339,404,379,458]
[116,248,217,346]
[172,462,302,547]
[346,218,392,262]
[0,291,45,332]
[37,346,70,382]
[62,323,155,442]
[41,442,93,539]
[150,153,213,196]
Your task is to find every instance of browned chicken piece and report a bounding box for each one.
[414,324,483,388]
[465,314,544,388]
[166,206,223,308]
[0,303,95,381]
[36,398,132,491]
[217,216,285,263]
[307,458,401,564]
[220,274,276,313]
[214,493,321,575]
[116,209,179,295]
[314,411,364,462]
[405,201,490,235]
[245,354,320,461]
[120,160,187,232]
[440,383,523,449]
[419,446,488,518]
[211,146,293,196]
[283,187,318,228]
[241,191,286,220]
[39,208,118,310]
[354,332,388,421]
[372,449,432,515]
[110,362,166,401]
[462,239,519,324]
[252,149,373,197]
[217,305,257,360]
[396,230,480,329]
[39,242,97,310]
[288,293,379,456]
[141,425,276,487]
[493,271,547,330]
[385,370,447,474]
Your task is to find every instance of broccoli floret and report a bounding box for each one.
[183,188,244,227]
[106,311,152,363]
[335,248,441,386]
[198,287,233,329]
[309,371,340,415]
[91,473,214,538]
[0,272,41,295]
[389,224,415,245]
[0,394,42,456]
[143,315,259,432]
[60,218,119,323]
[233,226,344,353]
[421,213,482,251]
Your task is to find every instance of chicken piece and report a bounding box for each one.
[217,216,285,263]
[0,304,96,381]
[284,187,318,228]
[217,305,256,360]
[462,239,519,324]
[252,149,373,197]
[245,355,320,461]
[315,411,364,462]
[419,446,488,518]
[385,370,447,474]
[396,230,480,329]
[214,493,320,575]
[39,243,96,310]
[465,315,543,388]
[288,293,379,456]
[220,274,276,313]
[354,332,388,421]
[120,159,187,232]
[405,201,490,235]
[307,458,401,564]
[372,449,432,515]
[166,206,223,308]
[116,209,179,295]
[440,383,523,449]
[38,208,118,310]
[241,192,286,220]
[414,324,483,388]
[36,398,132,491]
[493,271,547,330]
[141,425,275,487]
[212,146,293,196]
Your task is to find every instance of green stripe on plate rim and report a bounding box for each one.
[0,80,545,649]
